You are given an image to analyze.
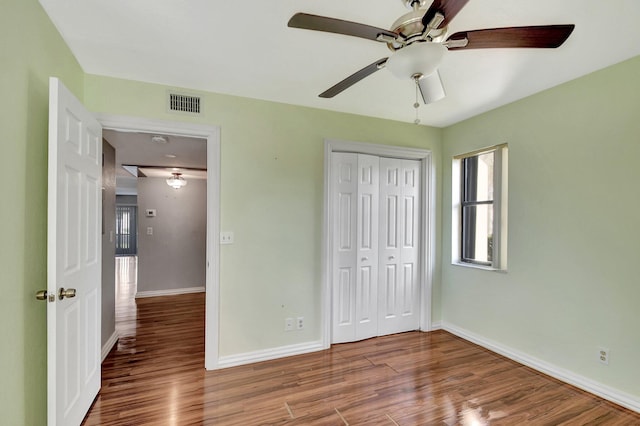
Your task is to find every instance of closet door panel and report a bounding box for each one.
[331,153,358,343]
[378,158,403,336]
[398,160,421,330]
[378,158,421,335]
[355,154,379,340]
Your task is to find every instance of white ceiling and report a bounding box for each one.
[41,0,640,127]
[103,129,207,194]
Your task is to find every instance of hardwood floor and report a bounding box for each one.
[84,259,639,425]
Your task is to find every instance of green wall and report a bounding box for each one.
[441,55,640,398]
[83,75,443,356]
[0,0,85,424]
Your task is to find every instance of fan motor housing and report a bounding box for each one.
[388,9,447,50]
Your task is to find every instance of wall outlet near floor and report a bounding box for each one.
[296,316,304,330]
[598,347,610,365]
[285,317,294,331]
[220,231,234,244]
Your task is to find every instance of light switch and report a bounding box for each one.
[220,231,234,244]
[146,227,153,235]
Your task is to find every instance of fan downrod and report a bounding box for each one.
[401,0,428,9]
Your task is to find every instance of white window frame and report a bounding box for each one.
[452,144,508,271]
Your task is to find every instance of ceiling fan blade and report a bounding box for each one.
[417,71,446,104]
[422,0,470,29]
[319,58,388,98]
[447,25,575,50]
[288,13,398,42]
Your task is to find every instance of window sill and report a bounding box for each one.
[452,261,507,273]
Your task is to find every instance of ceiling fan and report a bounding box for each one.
[288,0,575,106]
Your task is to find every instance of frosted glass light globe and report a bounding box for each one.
[386,42,446,79]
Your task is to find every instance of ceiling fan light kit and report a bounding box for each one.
[385,42,446,79]
[288,0,575,122]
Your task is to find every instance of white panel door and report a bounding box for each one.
[47,77,102,425]
[354,154,379,341]
[331,153,358,343]
[331,153,380,343]
[378,158,421,336]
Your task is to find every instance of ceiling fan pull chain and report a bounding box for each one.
[414,77,421,125]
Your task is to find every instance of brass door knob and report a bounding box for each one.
[36,290,55,302]
[58,287,77,300]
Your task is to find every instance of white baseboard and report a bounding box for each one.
[101,330,118,362]
[430,321,442,330]
[135,286,205,298]
[217,340,325,369]
[442,321,640,413]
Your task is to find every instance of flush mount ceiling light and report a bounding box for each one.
[166,172,187,189]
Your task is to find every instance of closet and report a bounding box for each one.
[331,152,421,344]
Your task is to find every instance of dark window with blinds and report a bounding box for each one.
[116,205,137,256]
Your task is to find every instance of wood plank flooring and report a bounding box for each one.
[83,258,640,425]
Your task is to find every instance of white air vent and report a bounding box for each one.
[168,92,201,114]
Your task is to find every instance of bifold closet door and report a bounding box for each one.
[331,153,379,344]
[378,158,421,336]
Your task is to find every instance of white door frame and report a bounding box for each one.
[96,114,221,370]
[322,138,435,348]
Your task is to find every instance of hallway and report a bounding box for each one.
[84,256,205,424]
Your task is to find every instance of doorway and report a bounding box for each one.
[97,114,221,370]
[322,139,435,348]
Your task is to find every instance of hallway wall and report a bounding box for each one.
[102,140,117,348]
[137,177,207,294]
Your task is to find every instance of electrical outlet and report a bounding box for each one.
[296,317,304,330]
[285,318,294,331]
[220,231,234,244]
[598,347,610,365]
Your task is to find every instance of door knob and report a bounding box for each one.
[389,255,396,260]
[361,257,368,262]
[58,287,77,300]
[36,290,55,302]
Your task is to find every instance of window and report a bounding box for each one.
[452,145,508,270]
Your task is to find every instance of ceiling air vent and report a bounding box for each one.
[168,92,201,114]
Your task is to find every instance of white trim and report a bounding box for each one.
[96,114,221,370]
[442,321,640,413]
[322,139,436,347]
[430,321,442,330]
[217,340,325,369]
[101,331,118,362]
[135,286,205,298]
